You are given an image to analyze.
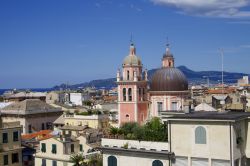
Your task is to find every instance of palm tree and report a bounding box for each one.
[70,154,87,166]
[87,154,103,166]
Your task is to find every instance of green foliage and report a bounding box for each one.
[110,127,119,135]
[70,154,87,166]
[122,142,128,149]
[87,154,103,166]
[83,100,93,107]
[0,96,3,102]
[109,117,167,142]
[76,110,102,116]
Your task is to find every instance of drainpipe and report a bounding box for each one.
[169,121,172,166]
[230,122,233,166]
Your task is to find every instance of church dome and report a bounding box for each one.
[150,44,188,92]
[150,67,188,91]
[122,43,142,66]
[123,55,142,66]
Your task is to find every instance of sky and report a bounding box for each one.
[0,0,250,89]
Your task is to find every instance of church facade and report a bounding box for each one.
[117,43,189,125]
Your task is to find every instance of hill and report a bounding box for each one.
[53,66,249,90]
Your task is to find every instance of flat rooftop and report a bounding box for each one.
[163,111,250,121]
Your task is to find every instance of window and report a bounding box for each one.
[108,156,117,166]
[195,126,206,144]
[41,143,46,153]
[143,88,145,100]
[13,131,19,142]
[3,133,8,143]
[28,125,32,133]
[52,144,57,154]
[12,153,19,163]
[52,160,57,166]
[125,114,130,121]
[152,160,163,166]
[139,88,141,100]
[42,123,45,130]
[128,88,132,101]
[157,102,163,113]
[123,88,126,101]
[127,70,130,80]
[42,159,46,166]
[80,144,83,152]
[71,144,74,153]
[171,102,177,111]
[4,155,8,165]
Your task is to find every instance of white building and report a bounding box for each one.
[69,93,83,106]
[102,111,250,166]
[101,138,171,166]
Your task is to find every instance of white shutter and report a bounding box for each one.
[192,158,208,166]
[212,159,230,166]
[173,157,188,166]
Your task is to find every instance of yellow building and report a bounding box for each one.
[0,120,22,166]
[64,114,109,129]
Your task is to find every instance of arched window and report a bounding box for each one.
[139,88,141,100]
[123,88,126,101]
[152,160,163,166]
[108,156,117,166]
[128,88,132,101]
[195,126,206,144]
[127,70,130,80]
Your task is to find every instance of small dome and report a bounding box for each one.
[123,55,142,66]
[150,67,188,91]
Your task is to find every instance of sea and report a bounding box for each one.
[0,88,53,95]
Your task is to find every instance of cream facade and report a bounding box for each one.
[35,137,77,166]
[164,112,250,166]
[1,99,63,134]
[35,134,100,166]
[0,121,22,166]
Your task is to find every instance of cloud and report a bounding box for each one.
[240,44,250,48]
[228,20,250,24]
[151,0,250,18]
[130,3,143,12]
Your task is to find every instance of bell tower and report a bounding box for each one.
[117,42,148,126]
[162,43,174,68]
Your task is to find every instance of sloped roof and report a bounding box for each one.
[195,103,217,112]
[53,114,65,124]
[22,130,53,141]
[1,99,62,115]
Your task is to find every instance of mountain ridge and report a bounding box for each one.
[53,66,249,90]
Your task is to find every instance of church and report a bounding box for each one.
[116,42,189,125]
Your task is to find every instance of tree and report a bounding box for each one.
[70,154,87,166]
[87,154,103,166]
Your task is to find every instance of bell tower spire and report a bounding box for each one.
[162,40,174,68]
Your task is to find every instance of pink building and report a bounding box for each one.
[117,43,148,125]
[149,44,189,117]
[117,43,189,125]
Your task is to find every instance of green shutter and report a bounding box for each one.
[3,133,8,143]
[4,155,8,165]
[80,144,83,152]
[13,131,19,142]
[41,143,46,152]
[52,144,57,154]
